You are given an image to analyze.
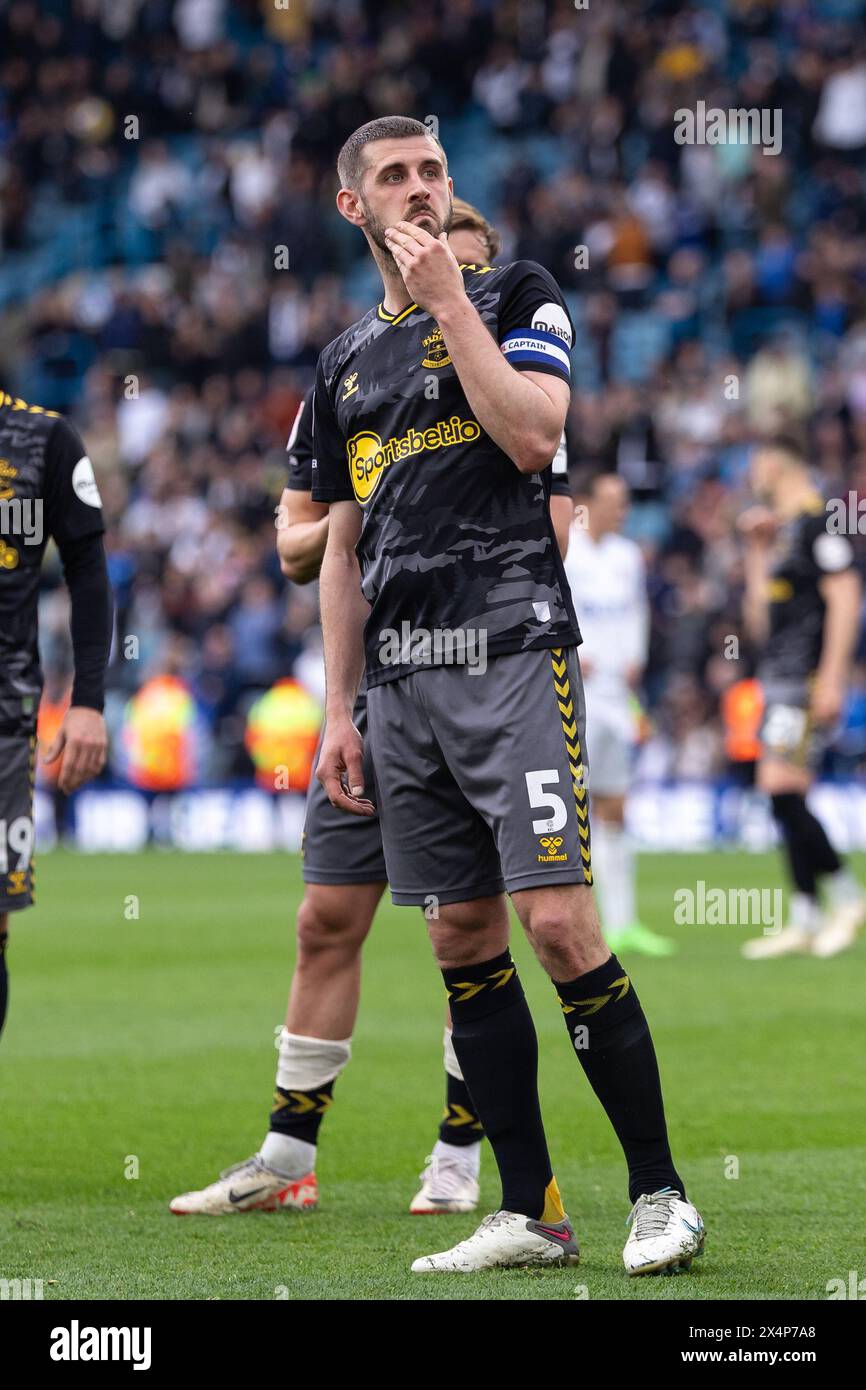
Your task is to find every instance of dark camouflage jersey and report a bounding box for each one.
[311,260,581,686]
[0,392,104,732]
[759,498,855,683]
[288,382,573,499]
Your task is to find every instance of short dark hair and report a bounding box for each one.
[337,116,447,191]
[759,431,808,465]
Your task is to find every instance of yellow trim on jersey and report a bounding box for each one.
[551,648,592,885]
[377,301,419,325]
[0,391,59,417]
[376,265,493,324]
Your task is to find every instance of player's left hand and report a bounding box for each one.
[42,706,108,793]
[383,221,466,318]
[811,673,845,726]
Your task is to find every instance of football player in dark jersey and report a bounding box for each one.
[740,435,865,959]
[0,392,112,1039]
[312,117,703,1275]
[169,204,576,1218]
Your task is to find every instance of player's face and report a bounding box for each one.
[593,477,628,533]
[750,449,781,502]
[448,226,491,265]
[357,137,453,262]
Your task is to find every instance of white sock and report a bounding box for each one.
[825,867,861,908]
[260,1030,353,1177]
[275,1029,352,1091]
[443,1025,464,1080]
[433,1137,481,1176]
[592,820,636,932]
[259,1132,316,1179]
[789,892,823,934]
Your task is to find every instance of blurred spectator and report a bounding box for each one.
[0,0,864,785]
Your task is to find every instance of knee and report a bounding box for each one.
[295,892,369,962]
[427,921,480,969]
[426,897,509,969]
[521,910,575,960]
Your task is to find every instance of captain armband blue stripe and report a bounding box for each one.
[500,329,572,379]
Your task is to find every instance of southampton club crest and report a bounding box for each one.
[421,328,452,370]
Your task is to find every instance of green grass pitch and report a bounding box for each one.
[1,848,864,1301]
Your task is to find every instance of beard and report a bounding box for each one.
[363,195,454,268]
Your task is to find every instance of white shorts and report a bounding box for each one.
[584,680,633,797]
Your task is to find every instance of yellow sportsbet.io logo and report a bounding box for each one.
[348,415,480,505]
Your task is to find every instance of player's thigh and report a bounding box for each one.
[296,880,386,956]
[757,757,812,796]
[758,678,824,787]
[427,645,593,896]
[585,715,632,807]
[301,695,389,887]
[0,733,36,915]
[365,676,504,908]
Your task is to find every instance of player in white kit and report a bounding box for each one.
[564,473,675,956]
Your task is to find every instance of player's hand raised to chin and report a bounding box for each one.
[316,713,376,817]
[384,221,466,319]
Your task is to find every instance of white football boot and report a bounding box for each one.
[411,1210,579,1272]
[743,892,822,960]
[811,892,866,958]
[623,1187,705,1275]
[741,923,815,959]
[410,1148,480,1215]
[170,1155,317,1215]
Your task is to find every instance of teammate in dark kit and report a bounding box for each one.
[0,392,112,1038]
[169,203,576,1218]
[312,117,703,1275]
[740,435,865,959]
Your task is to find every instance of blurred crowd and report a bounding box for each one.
[3,0,866,786]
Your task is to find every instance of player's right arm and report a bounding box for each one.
[739,506,776,645]
[278,387,329,583]
[276,485,328,584]
[41,417,111,793]
[316,500,374,816]
[308,353,374,817]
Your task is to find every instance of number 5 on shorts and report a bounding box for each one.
[525,769,567,834]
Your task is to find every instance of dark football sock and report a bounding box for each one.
[443,950,561,1221]
[555,954,685,1204]
[269,1079,335,1145]
[0,930,8,1038]
[771,792,841,894]
[439,1070,484,1147]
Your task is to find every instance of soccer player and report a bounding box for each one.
[0,391,111,1039]
[740,435,865,958]
[564,472,674,955]
[169,202,576,1217]
[313,116,703,1275]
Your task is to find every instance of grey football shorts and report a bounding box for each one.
[301,693,388,885]
[365,646,593,907]
[0,732,36,912]
[759,674,827,772]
